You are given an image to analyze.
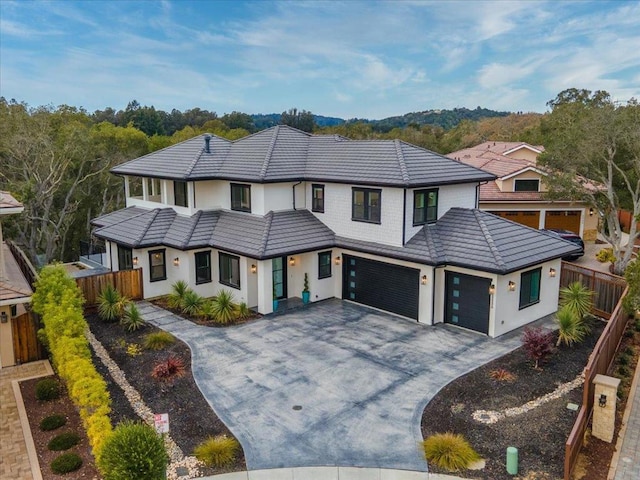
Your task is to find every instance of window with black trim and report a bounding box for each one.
[318,251,332,279]
[413,189,438,225]
[195,251,212,284]
[352,188,381,223]
[117,245,133,271]
[149,249,166,282]
[174,181,188,207]
[231,183,251,212]
[519,267,541,309]
[312,184,325,213]
[219,252,240,289]
[514,179,539,192]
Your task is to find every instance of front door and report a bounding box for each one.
[272,257,287,300]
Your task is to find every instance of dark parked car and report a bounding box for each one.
[542,228,585,261]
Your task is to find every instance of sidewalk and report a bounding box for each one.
[198,467,467,479]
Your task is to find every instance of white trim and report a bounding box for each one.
[501,166,547,181]
[502,144,543,156]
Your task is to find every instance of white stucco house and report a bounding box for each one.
[92,126,579,338]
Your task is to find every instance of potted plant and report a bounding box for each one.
[273,285,279,312]
[302,273,310,304]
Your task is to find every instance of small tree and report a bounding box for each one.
[521,327,554,369]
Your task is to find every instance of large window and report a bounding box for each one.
[149,249,166,282]
[312,184,325,213]
[195,251,211,284]
[514,179,540,192]
[413,189,438,225]
[352,188,381,223]
[117,245,133,271]
[231,183,251,212]
[147,178,161,200]
[174,181,188,207]
[318,251,332,279]
[519,268,541,309]
[219,252,240,289]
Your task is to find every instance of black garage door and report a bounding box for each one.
[342,255,420,320]
[445,272,490,334]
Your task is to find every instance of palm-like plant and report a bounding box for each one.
[556,305,588,346]
[181,290,204,317]
[167,280,190,309]
[121,303,145,332]
[97,284,129,322]
[211,290,237,324]
[559,282,594,319]
[235,302,251,320]
[199,300,216,321]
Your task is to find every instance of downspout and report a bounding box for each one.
[292,181,302,210]
[108,242,114,271]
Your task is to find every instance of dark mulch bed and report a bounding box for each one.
[86,311,246,476]
[151,297,261,327]
[20,377,100,479]
[421,320,606,480]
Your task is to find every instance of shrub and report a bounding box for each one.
[97,285,129,322]
[522,327,554,369]
[624,346,635,356]
[121,303,145,332]
[47,432,81,451]
[559,282,594,319]
[143,331,175,350]
[422,432,480,472]
[167,280,190,309]
[50,452,83,474]
[40,414,67,431]
[152,355,186,383]
[194,435,240,468]
[126,343,142,357]
[97,421,167,480]
[596,248,616,263]
[618,354,630,366]
[618,365,631,377]
[635,319,640,332]
[36,378,61,401]
[489,368,516,382]
[181,290,204,316]
[555,305,589,347]
[199,300,216,320]
[236,302,251,320]
[211,289,237,324]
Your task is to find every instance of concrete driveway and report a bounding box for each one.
[138,299,526,471]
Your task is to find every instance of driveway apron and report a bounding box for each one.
[137,299,525,471]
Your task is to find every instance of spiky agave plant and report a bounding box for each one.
[167,280,190,309]
[555,305,588,346]
[559,281,594,319]
[97,284,129,322]
[211,289,237,324]
[181,290,204,316]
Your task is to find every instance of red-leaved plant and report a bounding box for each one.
[151,356,186,384]
[521,327,554,369]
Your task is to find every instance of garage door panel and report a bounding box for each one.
[343,255,419,320]
[445,272,490,334]
[544,211,581,234]
[489,211,540,229]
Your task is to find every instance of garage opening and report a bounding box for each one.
[342,255,420,320]
[444,271,490,334]
[544,210,581,234]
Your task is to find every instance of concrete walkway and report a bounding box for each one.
[198,466,465,479]
[138,299,536,472]
[0,360,53,480]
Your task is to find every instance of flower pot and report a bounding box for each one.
[273,299,279,311]
[302,291,310,304]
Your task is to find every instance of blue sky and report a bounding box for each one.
[1,0,639,119]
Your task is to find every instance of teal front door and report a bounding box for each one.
[272,257,287,300]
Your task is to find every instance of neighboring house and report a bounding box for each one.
[92,127,579,337]
[447,141,598,242]
[0,191,33,369]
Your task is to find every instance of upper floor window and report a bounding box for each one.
[352,188,381,224]
[129,177,143,197]
[318,251,332,279]
[149,249,167,282]
[519,267,541,309]
[117,245,133,271]
[174,181,188,207]
[413,189,438,225]
[231,183,251,212]
[312,184,325,213]
[514,179,539,192]
[219,252,240,289]
[147,178,161,201]
[195,251,211,284]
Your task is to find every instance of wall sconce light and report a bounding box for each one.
[289,257,295,267]
[549,268,556,278]
[508,281,516,291]
[132,257,139,266]
[0,312,7,324]
[599,394,607,408]
[489,284,496,295]
[335,256,341,265]
[251,264,257,274]
[589,207,594,217]
[421,275,428,285]
[173,257,180,266]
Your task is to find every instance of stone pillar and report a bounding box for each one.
[592,374,621,443]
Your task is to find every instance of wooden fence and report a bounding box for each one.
[75,269,144,307]
[12,311,47,364]
[562,262,630,479]
[7,240,38,287]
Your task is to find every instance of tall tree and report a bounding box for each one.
[539,89,640,274]
[280,108,316,133]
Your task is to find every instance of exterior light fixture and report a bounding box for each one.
[251,264,257,274]
[508,281,516,292]
[589,207,594,216]
[173,257,180,266]
[0,312,7,324]
[599,394,607,408]
[489,284,496,295]
[335,256,341,265]
[421,275,427,285]
[132,257,139,266]
[289,257,295,267]
[549,268,556,277]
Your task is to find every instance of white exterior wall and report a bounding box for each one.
[309,183,404,246]
[194,180,228,210]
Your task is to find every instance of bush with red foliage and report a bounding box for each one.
[151,356,186,384]
[521,327,554,369]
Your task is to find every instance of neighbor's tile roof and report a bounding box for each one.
[111,126,495,188]
[0,243,32,303]
[0,191,24,211]
[93,207,578,273]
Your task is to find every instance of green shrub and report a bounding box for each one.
[98,285,129,322]
[236,302,251,319]
[635,319,640,332]
[40,414,67,431]
[181,290,204,316]
[555,305,589,347]
[559,282,594,319]
[121,303,145,332]
[199,300,216,320]
[422,432,481,472]
[618,365,630,377]
[211,290,237,324]
[97,421,168,480]
[48,432,81,451]
[36,378,61,401]
[624,346,635,356]
[50,452,83,474]
[167,280,190,309]
[194,435,240,468]
[143,331,175,350]
[596,248,616,263]
[618,354,630,366]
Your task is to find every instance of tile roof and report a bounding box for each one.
[0,191,24,212]
[93,207,578,274]
[0,243,32,303]
[112,126,495,188]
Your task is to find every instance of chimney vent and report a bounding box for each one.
[204,134,211,153]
